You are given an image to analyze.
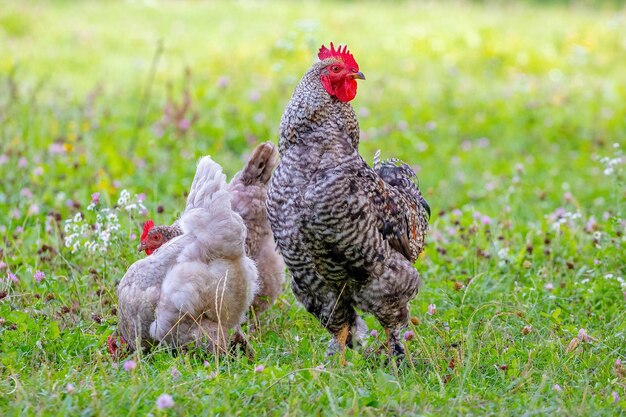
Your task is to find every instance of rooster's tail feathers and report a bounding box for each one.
[374,152,430,219]
[373,149,382,171]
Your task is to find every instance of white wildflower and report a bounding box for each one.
[117,189,131,206]
[61,188,141,256]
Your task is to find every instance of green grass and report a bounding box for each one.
[1,0,625,415]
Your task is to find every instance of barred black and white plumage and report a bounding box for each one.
[375,150,431,223]
[372,150,430,263]
[266,45,430,361]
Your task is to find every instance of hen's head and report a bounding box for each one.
[317,42,365,103]
[138,220,167,255]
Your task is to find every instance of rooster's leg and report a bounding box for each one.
[385,328,405,357]
[335,324,350,366]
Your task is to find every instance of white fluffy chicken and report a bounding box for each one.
[116,156,258,354]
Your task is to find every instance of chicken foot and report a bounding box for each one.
[230,326,254,360]
[335,324,350,366]
[385,327,405,357]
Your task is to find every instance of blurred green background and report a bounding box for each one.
[1,1,624,219]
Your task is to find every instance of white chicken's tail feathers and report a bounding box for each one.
[180,190,247,259]
[185,156,227,211]
[179,155,246,260]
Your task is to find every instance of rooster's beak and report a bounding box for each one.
[137,242,146,252]
[350,71,366,80]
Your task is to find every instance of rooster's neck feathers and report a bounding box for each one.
[279,61,360,153]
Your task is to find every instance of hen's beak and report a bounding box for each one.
[137,242,146,252]
[350,71,366,80]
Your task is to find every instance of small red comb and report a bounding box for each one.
[318,42,359,71]
[141,219,154,240]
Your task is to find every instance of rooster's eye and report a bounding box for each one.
[331,65,340,72]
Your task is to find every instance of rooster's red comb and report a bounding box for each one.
[141,219,154,241]
[318,42,359,71]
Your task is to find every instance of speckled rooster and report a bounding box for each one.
[266,43,430,363]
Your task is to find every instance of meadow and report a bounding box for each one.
[0,0,625,415]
